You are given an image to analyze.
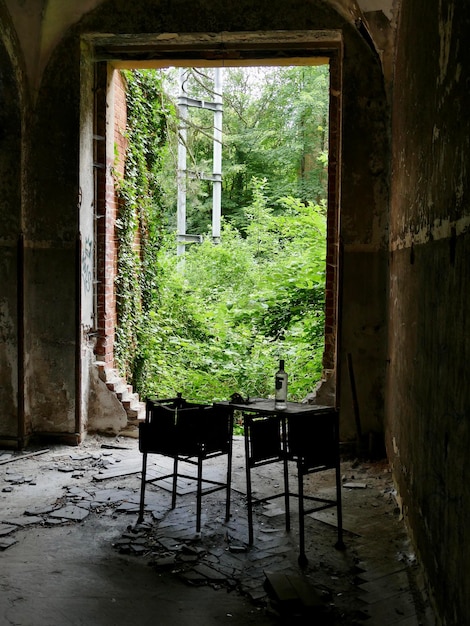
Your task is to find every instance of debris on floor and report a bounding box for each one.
[0,435,435,625]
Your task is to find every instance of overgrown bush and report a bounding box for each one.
[138,179,326,402]
[114,68,328,404]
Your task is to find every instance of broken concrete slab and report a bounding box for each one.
[69,453,94,461]
[157,536,183,551]
[264,570,326,618]
[67,486,95,499]
[0,536,18,550]
[89,488,135,504]
[24,504,59,516]
[343,482,368,489]
[0,523,18,536]
[2,516,43,526]
[191,563,228,582]
[44,518,64,526]
[57,466,76,473]
[92,459,142,481]
[48,505,90,522]
[4,474,26,483]
[115,502,139,513]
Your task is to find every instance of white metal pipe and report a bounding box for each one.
[212,68,223,241]
[177,68,188,256]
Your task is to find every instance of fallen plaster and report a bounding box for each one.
[0,436,435,625]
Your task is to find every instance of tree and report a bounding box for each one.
[222,65,330,223]
[115,65,330,402]
[158,64,330,234]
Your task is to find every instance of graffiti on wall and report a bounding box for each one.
[82,236,93,293]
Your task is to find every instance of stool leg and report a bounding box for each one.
[225,420,233,523]
[298,461,308,567]
[137,452,148,524]
[196,455,203,533]
[281,417,290,532]
[244,419,254,545]
[171,456,178,509]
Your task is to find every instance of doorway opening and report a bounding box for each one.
[91,32,342,410]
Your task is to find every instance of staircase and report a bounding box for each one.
[96,363,145,436]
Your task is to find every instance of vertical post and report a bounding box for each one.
[212,68,223,243]
[17,233,25,449]
[177,68,188,257]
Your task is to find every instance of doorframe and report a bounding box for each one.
[88,30,343,403]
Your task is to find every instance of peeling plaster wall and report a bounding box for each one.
[339,25,389,440]
[388,0,470,623]
[0,33,21,443]
[0,0,390,444]
[78,38,97,438]
[23,33,81,438]
[75,0,390,440]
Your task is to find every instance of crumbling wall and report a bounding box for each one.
[388,0,470,622]
[338,23,390,442]
[0,7,23,446]
[76,0,390,442]
[1,0,390,445]
[23,34,81,440]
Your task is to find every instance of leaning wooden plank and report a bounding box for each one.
[92,460,142,481]
[264,570,299,604]
[0,449,49,465]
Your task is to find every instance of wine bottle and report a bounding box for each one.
[274,359,288,410]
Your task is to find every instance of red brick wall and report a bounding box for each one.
[95,68,128,366]
[323,55,341,376]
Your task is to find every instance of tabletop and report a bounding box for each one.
[214,398,336,416]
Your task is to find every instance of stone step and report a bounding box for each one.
[126,401,145,422]
[121,393,139,410]
[98,363,145,432]
[105,378,125,392]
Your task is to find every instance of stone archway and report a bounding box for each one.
[25,0,390,442]
[0,19,24,447]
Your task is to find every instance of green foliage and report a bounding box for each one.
[158,65,330,233]
[114,66,329,406]
[114,70,173,386]
[137,178,326,403]
[221,65,330,221]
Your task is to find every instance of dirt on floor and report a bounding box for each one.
[0,435,434,626]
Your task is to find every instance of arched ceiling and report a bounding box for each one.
[2,0,398,95]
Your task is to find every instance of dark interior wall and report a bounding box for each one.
[24,35,81,438]
[388,0,470,622]
[0,6,22,444]
[339,31,389,441]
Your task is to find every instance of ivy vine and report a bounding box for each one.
[114,70,173,390]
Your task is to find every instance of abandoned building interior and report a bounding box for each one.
[0,0,469,624]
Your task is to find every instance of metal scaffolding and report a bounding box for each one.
[177,68,223,256]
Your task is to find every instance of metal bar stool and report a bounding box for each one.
[243,412,290,545]
[287,408,344,566]
[138,395,233,532]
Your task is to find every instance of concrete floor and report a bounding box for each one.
[0,435,435,625]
